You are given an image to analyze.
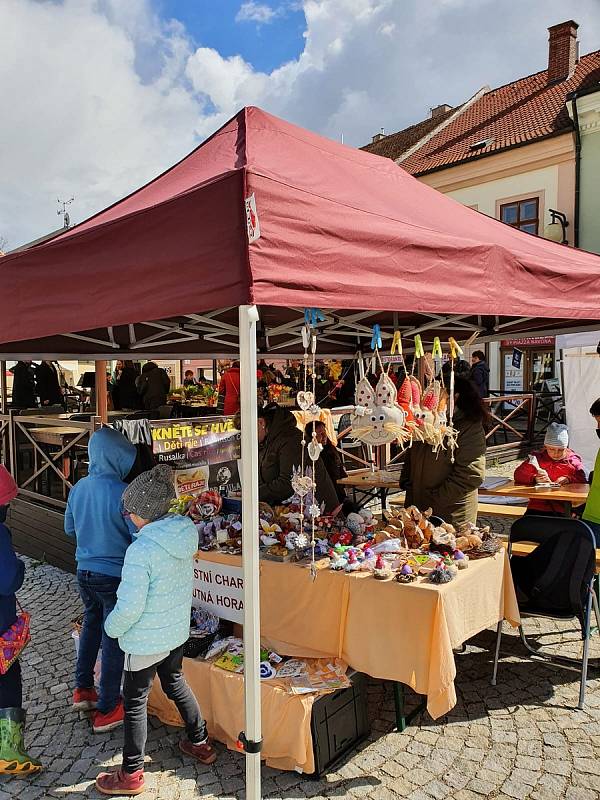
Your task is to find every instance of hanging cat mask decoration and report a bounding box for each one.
[350,373,409,445]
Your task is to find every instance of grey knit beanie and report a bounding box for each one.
[123,464,174,522]
[544,423,569,449]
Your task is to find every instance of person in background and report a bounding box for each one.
[0,466,42,776]
[513,423,586,516]
[35,360,64,407]
[581,399,600,545]
[65,428,137,734]
[96,465,215,796]
[136,362,171,411]
[10,361,37,409]
[470,350,490,399]
[217,361,241,415]
[111,361,140,411]
[401,376,487,526]
[183,370,197,388]
[258,404,339,511]
[311,421,347,505]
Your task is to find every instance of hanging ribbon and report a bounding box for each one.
[371,324,382,350]
[304,308,324,328]
[391,330,402,355]
[414,334,425,359]
[448,337,463,359]
[432,337,443,360]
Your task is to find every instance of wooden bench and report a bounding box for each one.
[511,541,600,575]
[389,495,526,519]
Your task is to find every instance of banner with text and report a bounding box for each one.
[192,557,244,623]
[150,416,241,496]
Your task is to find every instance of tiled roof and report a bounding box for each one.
[401,50,600,176]
[360,106,458,159]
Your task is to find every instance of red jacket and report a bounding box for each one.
[218,367,241,416]
[514,449,586,513]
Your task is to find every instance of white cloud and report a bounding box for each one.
[235,2,280,24]
[2,0,600,248]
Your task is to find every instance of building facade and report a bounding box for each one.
[362,20,600,393]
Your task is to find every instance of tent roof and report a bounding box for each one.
[2,106,600,358]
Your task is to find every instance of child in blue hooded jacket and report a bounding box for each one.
[65,427,137,733]
[96,465,215,796]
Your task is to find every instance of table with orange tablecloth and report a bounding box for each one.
[168,549,519,721]
[148,656,317,772]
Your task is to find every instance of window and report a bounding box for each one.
[499,197,539,235]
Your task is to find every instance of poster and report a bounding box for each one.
[150,416,241,495]
[511,348,523,369]
[192,557,244,623]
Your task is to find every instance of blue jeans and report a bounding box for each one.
[76,570,124,714]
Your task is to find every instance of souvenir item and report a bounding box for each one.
[350,373,409,445]
[277,659,308,679]
[373,554,392,580]
[429,563,455,584]
[395,564,417,583]
[468,529,502,559]
[260,661,276,680]
[453,550,469,569]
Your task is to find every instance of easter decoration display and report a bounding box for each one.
[349,328,460,461]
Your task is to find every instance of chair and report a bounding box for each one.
[492,515,599,709]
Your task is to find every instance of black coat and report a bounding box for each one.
[35,362,63,407]
[470,361,490,398]
[258,407,339,512]
[0,509,24,637]
[112,367,140,410]
[136,363,171,410]
[11,361,37,409]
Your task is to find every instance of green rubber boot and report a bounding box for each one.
[0,708,43,776]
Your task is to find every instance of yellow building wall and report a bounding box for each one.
[417,134,576,245]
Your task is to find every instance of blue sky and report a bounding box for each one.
[158,0,306,73]
[3,0,600,247]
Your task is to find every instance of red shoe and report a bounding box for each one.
[179,737,217,764]
[72,687,98,710]
[95,768,144,796]
[92,701,124,733]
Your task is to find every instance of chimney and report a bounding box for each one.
[431,104,452,119]
[371,127,385,143]
[547,20,579,83]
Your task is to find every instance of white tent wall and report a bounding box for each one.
[562,345,600,472]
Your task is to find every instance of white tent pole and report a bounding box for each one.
[239,304,262,800]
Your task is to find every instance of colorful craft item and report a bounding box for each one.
[371,324,382,350]
[350,373,409,445]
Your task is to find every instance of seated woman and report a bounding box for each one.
[258,405,339,512]
[514,423,586,516]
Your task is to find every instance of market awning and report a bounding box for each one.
[2,105,600,357]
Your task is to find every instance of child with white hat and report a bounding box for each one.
[514,423,586,515]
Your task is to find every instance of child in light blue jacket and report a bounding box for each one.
[96,465,216,797]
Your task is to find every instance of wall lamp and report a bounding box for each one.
[544,209,569,245]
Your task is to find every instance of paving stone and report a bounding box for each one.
[14,546,600,800]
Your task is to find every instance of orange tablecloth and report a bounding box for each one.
[148,657,316,773]
[188,549,520,720]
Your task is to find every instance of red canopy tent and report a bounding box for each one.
[3,107,600,799]
[1,105,600,359]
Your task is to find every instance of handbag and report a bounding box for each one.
[0,601,31,675]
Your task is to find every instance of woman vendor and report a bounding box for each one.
[400,377,487,526]
[258,405,339,512]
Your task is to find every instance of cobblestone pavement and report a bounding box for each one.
[3,516,600,799]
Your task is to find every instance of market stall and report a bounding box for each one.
[3,106,600,799]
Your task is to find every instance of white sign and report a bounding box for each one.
[245,193,261,242]
[192,558,244,623]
